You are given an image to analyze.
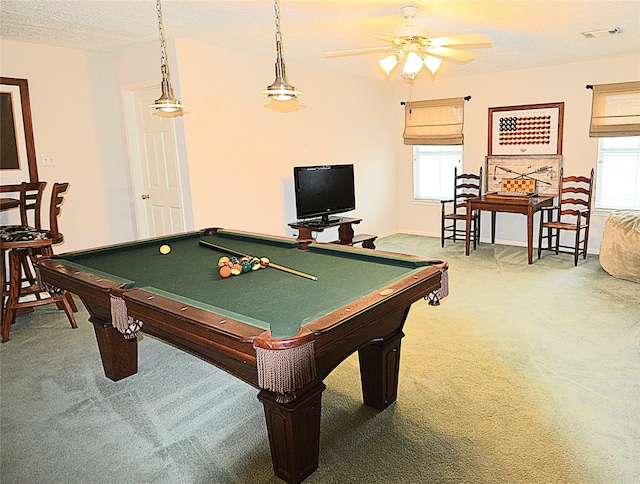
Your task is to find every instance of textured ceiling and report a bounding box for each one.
[1,0,639,81]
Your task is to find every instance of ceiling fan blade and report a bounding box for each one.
[324,46,394,58]
[430,34,492,48]
[374,31,398,42]
[374,30,396,39]
[426,46,478,63]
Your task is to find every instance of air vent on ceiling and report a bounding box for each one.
[581,27,623,38]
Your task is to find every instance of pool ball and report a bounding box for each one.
[241,261,252,272]
[230,264,243,276]
[219,265,232,278]
[259,257,270,268]
[250,258,261,271]
[159,244,171,255]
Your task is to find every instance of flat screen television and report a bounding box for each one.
[294,164,355,223]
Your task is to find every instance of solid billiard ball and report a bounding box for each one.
[241,261,251,273]
[219,265,232,278]
[159,244,171,255]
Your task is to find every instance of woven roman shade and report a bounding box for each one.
[403,97,465,145]
[589,81,640,137]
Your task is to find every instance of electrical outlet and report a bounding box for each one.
[41,154,56,166]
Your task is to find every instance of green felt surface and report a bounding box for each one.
[58,230,434,337]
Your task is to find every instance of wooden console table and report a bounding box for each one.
[289,217,377,249]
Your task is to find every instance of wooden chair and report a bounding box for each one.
[441,167,483,248]
[1,182,77,342]
[1,182,47,299]
[538,168,595,265]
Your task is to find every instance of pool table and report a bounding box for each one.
[37,228,447,483]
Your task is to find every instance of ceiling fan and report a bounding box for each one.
[325,5,491,79]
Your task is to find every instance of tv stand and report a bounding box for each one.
[289,217,377,249]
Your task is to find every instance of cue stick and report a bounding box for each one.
[198,240,318,281]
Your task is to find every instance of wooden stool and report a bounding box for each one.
[1,183,77,342]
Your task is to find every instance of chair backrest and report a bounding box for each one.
[453,166,483,212]
[19,181,47,228]
[558,168,595,223]
[48,182,70,241]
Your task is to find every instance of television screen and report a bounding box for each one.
[294,164,355,222]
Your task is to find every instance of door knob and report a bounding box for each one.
[141,194,150,200]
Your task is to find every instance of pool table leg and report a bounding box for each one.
[358,330,404,410]
[83,299,138,382]
[258,383,326,484]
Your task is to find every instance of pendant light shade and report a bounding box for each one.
[378,54,399,76]
[151,0,185,113]
[401,51,423,79]
[423,55,444,76]
[262,0,302,101]
[154,77,183,113]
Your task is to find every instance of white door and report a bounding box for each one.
[125,86,188,238]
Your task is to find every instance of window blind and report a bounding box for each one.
[403,97,465,145]
[589,81,640,137]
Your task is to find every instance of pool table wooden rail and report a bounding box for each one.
[37,252,444,392]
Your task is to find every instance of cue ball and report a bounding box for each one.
[159,244,171,255]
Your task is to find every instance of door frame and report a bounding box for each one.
[121,81,194,239]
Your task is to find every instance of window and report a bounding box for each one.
[413,145,462,200]
[596,136,640,210]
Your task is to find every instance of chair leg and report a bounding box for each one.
[65,292,78,313]
[1,248,6,302]
[57,293,78,329]
[2,250,21,343]
[472,215,479,250]
[574,226,581,266]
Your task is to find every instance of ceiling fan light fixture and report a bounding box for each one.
[423,55,443,75]
[324,5,490,82]
[378,54,399,75]
[402,50,423,79]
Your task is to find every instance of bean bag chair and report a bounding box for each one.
[599,211,640,283]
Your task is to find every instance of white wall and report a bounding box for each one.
[0,39,134,251]
[394,55,640,254]
[3,35,637,254]
[1,37,398,249]
[174,38,397,241]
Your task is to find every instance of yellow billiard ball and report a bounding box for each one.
[159,244,171,255]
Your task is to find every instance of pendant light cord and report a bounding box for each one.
[274,0,283,47]
[156,0,170,81]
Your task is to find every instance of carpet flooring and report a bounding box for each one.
[1,234,638,483]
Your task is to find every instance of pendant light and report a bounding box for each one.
[151,0,185,113]
[262,0,302,101]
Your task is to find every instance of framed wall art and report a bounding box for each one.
[1,77,39,182]
[488,102,564,156]
[485,155,563,196]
